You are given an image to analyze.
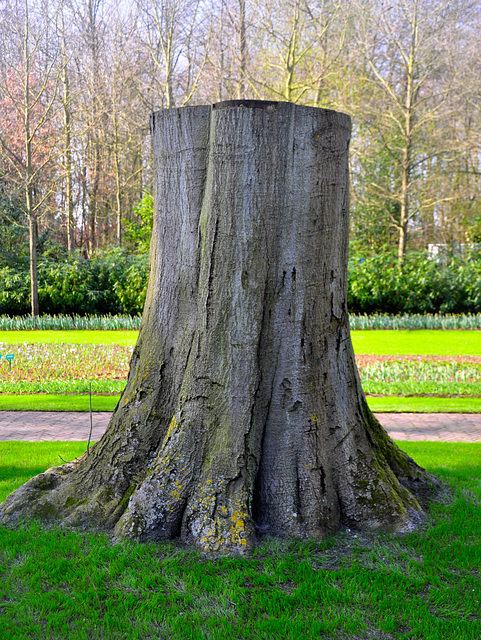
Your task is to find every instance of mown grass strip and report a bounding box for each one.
[0,441,88,503]
[0,394,120,412]
[0,330,138,346]
[0,441,480,640]
[1,394,479,414]
[398,440,481,482]
[367,395,481,413]
[352,330,481,355]
[2,328,480,354]
[0,380,126,395]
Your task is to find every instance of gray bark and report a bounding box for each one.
[0,101,434,554]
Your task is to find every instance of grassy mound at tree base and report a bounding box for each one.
[0,441,480,640]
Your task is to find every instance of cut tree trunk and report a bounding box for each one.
[0,101,435,554]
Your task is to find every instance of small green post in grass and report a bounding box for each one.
[5,354,14,372]
[87,382,93,456]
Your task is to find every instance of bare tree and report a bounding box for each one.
[351,0,476,260]
[58,0,75,251]
[246,0,349,105]
[134,0,210,110]
[0,0,61,315]
[107,6,149,246]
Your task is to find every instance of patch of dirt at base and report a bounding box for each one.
[356,355,481,365]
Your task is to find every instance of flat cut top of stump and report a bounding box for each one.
[213,100,280,110]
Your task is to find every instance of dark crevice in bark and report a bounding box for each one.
[205,214,220,329]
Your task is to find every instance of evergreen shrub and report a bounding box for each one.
[2,247,481,317]
[348,249,481,314]
[0,249,149,316]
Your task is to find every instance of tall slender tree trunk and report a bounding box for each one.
[87,138,100,256]
[27,190,39,318]
[398,109,412,263]
[65,117,74,253]
[398,12,416,263]
[237,0,247,99]
[113,109,122,246]
[61,6,74,253]
[0,101,435,554]
[24,0,39,317]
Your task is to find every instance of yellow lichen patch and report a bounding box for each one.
[190,480,252,553]
[230,510,244,529]
[225,490,249,548]
[161,413,181,449]
[310,414,319,423]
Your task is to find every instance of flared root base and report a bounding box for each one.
[0,404,437,556]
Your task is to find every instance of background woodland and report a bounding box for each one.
[1,0,481,315]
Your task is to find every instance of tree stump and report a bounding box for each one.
[0,101,434,554]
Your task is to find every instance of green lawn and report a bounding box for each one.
[351,329,481,355]
[367,396,481,413]
[0,394,120,412]
[0,441,479,640]
[2,394,481,414]
[0,330,138,346]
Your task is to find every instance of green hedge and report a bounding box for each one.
[0,249,149,316]
[347,250,481,314]
[2,248,480,317]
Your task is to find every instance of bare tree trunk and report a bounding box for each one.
[27,191,39,317]
[237,0,247,99]
[24,0,39,317]
[0,101,435,554]
[113,109,122,246]
[60,4,74,253]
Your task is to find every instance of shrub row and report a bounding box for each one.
[2,312,480,330]
[1,248,480,317]
[347,250,481,314]
[0,249,149,316]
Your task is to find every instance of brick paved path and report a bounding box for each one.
[0,411,480,442]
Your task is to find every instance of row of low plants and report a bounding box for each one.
[356,361,481,397]
[349,312,481,330]
[2,342,480,399]
[3,312,481,331]
[360,361,481,381]
[0,314,142,331]
[0,343,131,390]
